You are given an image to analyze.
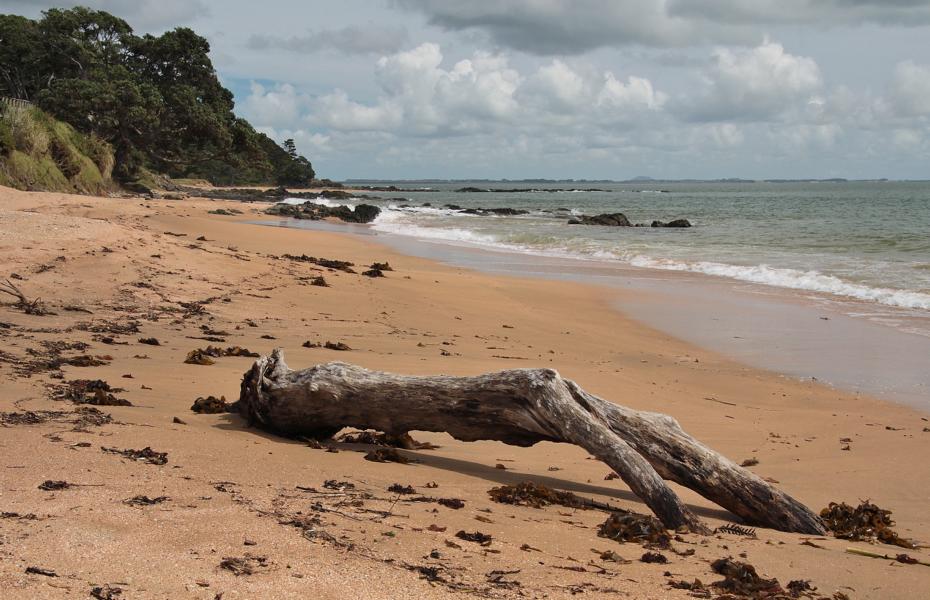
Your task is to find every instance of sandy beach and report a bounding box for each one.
[1,185,929,599]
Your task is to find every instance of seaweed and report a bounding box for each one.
[191,395,229,414]
[282,254,356,273]
[219,553,269,576]
[124,495,169,506]
[640,551,668,564]
[820,501,915,548]
[1,409,70,426]
[455,530,492,546]
[73,406,112,428]
[38,480,70,491]
[184,345,259,364]
[364,448,409,464]
[710,558,783,598]
[101,446,168,465]
[598,511,671,548]
[488,481,588,509]
[54,379,130,406]
[90,584,123,599]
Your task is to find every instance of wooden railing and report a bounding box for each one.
[0,97,33,110]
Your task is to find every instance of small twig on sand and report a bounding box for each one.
[0,279,53,315]
[846,547,930,567]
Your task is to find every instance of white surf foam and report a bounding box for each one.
[629,256,930,310]
[282,197,355,209]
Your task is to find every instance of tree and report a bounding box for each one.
[0,7,320,185]
[275,138,315,186]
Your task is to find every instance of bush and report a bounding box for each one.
[0,118,13,156]
[0,104,113,194]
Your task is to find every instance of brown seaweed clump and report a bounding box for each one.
[101,446,168,465]
[55,380,131,406]
[598,511,671,548]
[488,481,588,510]
[710,558,784,598]
[190,395,228,414]
[820,501,915,548]
[184,345,259,365]
[364,448,409,464]
[219,553,269,576]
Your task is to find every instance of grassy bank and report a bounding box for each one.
[0,100,113,195]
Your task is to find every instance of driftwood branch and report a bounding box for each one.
[0,279,50,315]
[235,350,825,534]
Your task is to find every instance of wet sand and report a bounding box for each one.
[1,185,929,599]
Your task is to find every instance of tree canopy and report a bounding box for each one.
[0,7,314,185]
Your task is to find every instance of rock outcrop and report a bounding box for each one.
[567,213,632,227]
[266,202,381,224]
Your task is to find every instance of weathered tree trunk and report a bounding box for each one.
[236,350,825,535]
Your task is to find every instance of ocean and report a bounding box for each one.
[349,181,928,314]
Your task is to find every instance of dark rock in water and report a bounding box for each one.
[568,213,632,227]
[456,186,488,193]
[316,189,354,200]
[266,202,380,224]
[650,219,692,228]
[460,207,529,216]
[351,204,381,223]
[421,202,432,207]
[444,204,462,210]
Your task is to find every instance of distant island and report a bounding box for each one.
[346,177,900,184]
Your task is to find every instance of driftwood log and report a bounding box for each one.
[235,350,825,534]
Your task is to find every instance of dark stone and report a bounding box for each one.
[567,213,632,227]
[651,219,692,228]
[266,202,380,224]
[459,207,529,216]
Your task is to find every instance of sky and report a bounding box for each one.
[3,1,930,180]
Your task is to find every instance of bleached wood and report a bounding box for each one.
[235,350,825,534]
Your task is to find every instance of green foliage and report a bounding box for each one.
[0,103,112,194]
[0,7,315,185]
[0,118,13,156]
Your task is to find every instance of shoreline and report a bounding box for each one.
[261,216,930,411]
[1,186,929,598]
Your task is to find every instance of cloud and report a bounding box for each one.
[311,43,525,135]
[247,25,409,55]
[395,0,930,54]
[667,0,930,27]
[393,0,747,54]
[0,0,209,30]
[240,82,312,128]
[890,60,930,117]
[306,43,666,137]
[675,41,822,122]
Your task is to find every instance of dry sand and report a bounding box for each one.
[0,185,928,599]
